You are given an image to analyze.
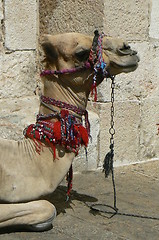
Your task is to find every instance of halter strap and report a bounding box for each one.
[40,95,86,116]
[40,31,112,101]
[40,62,91,77]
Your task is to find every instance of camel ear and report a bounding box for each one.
[41,35,58,61]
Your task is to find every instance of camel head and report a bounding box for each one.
[40,32,139,109]
[41,32,139,77]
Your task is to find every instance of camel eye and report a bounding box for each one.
[75,49,90,62]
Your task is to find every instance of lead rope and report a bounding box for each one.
[89,77,159,221]
[89,76,118,217]
[89,76,118,216]
[103,75,118,212]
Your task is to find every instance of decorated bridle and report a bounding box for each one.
[40,30,111,101]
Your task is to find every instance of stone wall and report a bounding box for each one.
[0,0,39,140]
[0,0,159,171]
[99,0,159,167]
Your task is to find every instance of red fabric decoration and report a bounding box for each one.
[78,125,89,146]
[66,164,73,200]
[91,81,97,101]
[53,121,61,140]
[24,119,89,156]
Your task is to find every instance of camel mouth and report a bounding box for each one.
[111,61,139,69]
[110,54,140,71]
[108,56,139,75]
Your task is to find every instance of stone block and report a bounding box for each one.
[39,0,104,35]
[103,0,149,41]
[98,41,159,102]
[139,98,159,161]
[74,110,100,172]
[5,0,37,50]
[0,0,3,52]
[98,101,140,167]
[0,51,37,99]
[0,0,3,21]
[149,0,159,39]
[0,96,39,140]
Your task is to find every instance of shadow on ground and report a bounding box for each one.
[43,185,98,214]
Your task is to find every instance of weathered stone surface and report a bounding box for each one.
[0,51,37,99]
[139,98,159,161]
[5,0,37,50]
[0,96,39,140]
[0,0,3,52]
[0,0,3,20]
[103,0,149,41]
[149,0,159,39]
[74,110,100,172]
[39,0,104,35]
[98,101,140,166]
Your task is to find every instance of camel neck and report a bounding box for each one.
[39,76,92,116]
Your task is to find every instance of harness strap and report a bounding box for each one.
[40,95,90,136]
[41,95,86,116]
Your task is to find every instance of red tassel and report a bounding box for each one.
[66,164,73,201]
[84,110,90,136]
[24,125,42,154]
[53,121,61,140]
[91,81,97,101]
[79,125,89,146]
[53,144,56,159]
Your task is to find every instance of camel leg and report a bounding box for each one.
[0,200,56,231]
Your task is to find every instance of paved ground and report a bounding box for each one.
[0,161,159,240]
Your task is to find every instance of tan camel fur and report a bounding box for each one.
[0,32,139,231]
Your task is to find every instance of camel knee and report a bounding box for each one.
[26,200,56,231]
[27,200,56,224]
[37,200,56,221]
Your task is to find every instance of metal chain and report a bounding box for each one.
[91,76,118,214]
[109,76,115,147]
[91,76,159,221]
[109,75,118,211]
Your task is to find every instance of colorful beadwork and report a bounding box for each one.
[23,110,89,157]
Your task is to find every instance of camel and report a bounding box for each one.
[0,32,139,231]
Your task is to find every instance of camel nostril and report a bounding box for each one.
[130,50,138,56]
[123,43,130,50]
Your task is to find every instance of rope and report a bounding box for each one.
[89,203,159,221]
